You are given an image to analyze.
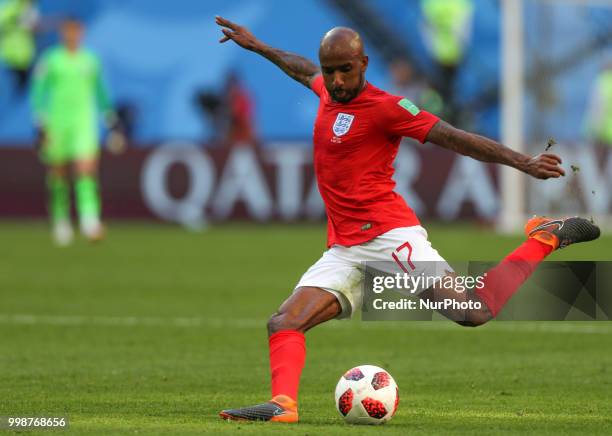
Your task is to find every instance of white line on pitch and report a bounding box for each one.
[0,314,610,334]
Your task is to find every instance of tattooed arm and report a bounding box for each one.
[215,16,320,88]
[426,120,566,180]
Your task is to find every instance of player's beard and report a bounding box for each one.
[331,76,366,103]
[331,88,357,103]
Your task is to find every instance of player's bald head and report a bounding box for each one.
[319,27,364,59]
[318,27,368,103]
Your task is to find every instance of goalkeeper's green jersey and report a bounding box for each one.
[31,45,111,128]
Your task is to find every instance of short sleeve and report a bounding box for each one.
[310,75,325,97]
[382,96,440,143]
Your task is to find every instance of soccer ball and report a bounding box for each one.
[334,365,399,424]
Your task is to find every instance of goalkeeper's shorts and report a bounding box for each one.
[294,225,453,319]
[41,124,99,165]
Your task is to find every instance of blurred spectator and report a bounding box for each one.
[196,90,225,143]
[585,63,612,147]
[0,0,39,94]
[225,72,257,146]
[196,72,257,147]
[389,58,443,116]
[420,0,473,121]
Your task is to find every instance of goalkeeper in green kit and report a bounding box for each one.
[31,17,123,245]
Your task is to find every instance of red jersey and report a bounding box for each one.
[311,75,439,247]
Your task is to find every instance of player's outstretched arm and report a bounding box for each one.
[215,16,320,89]
[426,120,566,180]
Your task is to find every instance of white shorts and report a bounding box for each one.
[294,226,452,319]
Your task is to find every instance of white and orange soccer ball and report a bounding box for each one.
[334,365,399,424]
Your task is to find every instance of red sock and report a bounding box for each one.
[269,330,305,401]
[475,238,553,317]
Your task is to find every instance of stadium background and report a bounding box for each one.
[1,0,611,434]
[1,0,610,225]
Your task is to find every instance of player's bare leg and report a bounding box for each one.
[268,286,342,334]
[219,287,341,423]
[74,158,104,241]
[421,216,600,326]
[47,164,73,246]
[420,274,493,327]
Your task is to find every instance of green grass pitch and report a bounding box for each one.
[1,221,611,435]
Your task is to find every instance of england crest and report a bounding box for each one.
[332,113,355,137]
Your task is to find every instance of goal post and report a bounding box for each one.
[498,0,525,234]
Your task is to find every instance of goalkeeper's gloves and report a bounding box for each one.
[104,112,127,154]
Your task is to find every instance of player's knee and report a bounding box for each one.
[456,310,492,328]
[74,160,98,177]
[456,319,482,328]
[75,166,96,177]
[49,166,68,178]
[267,312,304,335]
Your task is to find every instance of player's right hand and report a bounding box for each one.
[215,16,260,51]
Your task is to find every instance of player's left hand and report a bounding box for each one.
[523,153,565,179]
[106,129,127,155]
[104,112,127,155]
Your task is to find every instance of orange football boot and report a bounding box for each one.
[525,216,600,250]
